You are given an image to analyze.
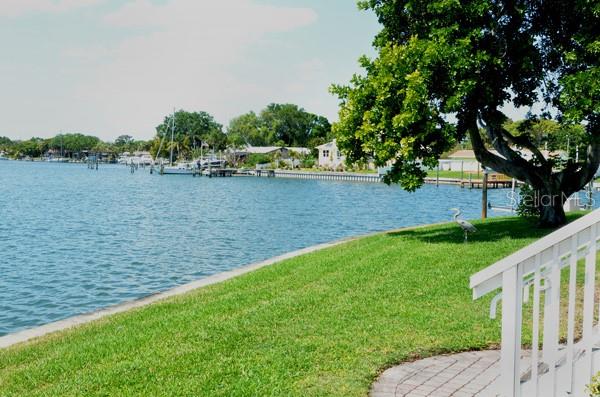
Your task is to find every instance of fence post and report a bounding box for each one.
[501,264,523,397]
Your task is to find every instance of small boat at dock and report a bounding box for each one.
[160,162,199,175]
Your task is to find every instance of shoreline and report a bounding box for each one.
[0,221,445,349]
[0,232,374,349]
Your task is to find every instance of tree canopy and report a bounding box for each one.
[49,134,101,154]
[0,133,153,159]
[227,104,332,149]
[333,0,600,226]
[154,110,226,160]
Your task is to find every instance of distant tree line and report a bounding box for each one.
[151,103,333,161]
[0,103,334,161]
[0,133,153,159]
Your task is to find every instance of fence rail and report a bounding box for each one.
[470,209,600,396]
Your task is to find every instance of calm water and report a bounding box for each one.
[0,161,521,335]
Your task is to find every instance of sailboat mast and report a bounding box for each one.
[169,109,175,166]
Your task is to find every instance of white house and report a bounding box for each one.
[316,140,345,169]
[443,148,568,172]
[236,145,310,159]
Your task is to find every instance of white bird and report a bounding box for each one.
[450,208,477,242]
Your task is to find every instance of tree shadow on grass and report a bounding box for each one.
[386,216,555,245]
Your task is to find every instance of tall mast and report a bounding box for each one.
[169,108,175,166]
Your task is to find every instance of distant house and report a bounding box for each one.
[316,140,345,169]
[246,146,309,157]
[233,146,310,162]
[244,146,286,157]
[443,148,568,173]
[448,148,567,161]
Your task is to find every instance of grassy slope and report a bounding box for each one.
[0,216,576,396]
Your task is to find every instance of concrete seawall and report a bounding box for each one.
[0,221,445,349]
[255,169,383,183]
[0,237,358,348]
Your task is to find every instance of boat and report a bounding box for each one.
[138,153,154,166]
[47,157,69,163]
[160,161,198,175]
[117,152,131,165]
[157,111,199,175]
[198,158,226,169]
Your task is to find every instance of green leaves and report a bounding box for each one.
[155,110,225,158]
[226,104,332,149]
[560,67,600,125]
[332,0,600,195]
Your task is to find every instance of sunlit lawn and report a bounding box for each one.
[0,215,582,396]
[426,169,483,179]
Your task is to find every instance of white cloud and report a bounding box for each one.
[67,0,318,137]
[0,0,103,18]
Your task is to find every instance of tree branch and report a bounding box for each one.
[557,138,600,195]
[501,131,549,168]
[461,110,541,185]
[478,109,548,169]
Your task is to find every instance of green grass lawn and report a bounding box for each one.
[426,169,480,179]
[0,216,580,396]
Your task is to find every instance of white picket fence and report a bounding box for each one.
[470,209,600,396]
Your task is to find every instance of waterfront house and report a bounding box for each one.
[442,148,567,173]
[230,146,310,164]
[316,140,345,169]
[243,146,309,158]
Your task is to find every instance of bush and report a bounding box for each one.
[242,153,272,167]
[516,184,541,219]
[301,158,315,168]
[588,373,600,396]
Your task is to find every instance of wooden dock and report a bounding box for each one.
[203,168,236,177]
[424,174,517,189]
[200,168,518,188]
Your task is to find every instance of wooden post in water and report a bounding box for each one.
[436,164,440,186]
[482,169,488,220]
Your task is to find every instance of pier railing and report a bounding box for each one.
[470,209,600,396]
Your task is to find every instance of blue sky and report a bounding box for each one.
[0,0,381,141]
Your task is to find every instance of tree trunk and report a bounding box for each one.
[536,184,567,228]
[464,109,600,229]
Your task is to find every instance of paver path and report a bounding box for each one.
[370,350,502,397]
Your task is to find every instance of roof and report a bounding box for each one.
[448,149,476,159]
[287,147,310,154]
[241,146,310,155]
[448,148,567,160]
[243,146,284,154]
[316,140,337,150]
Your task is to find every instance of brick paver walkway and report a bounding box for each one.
[370,351,502,397]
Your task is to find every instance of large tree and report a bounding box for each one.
[332,0,600,226]
[227,112,269,146]
[226,104,332,149]
[155,110,225,159]
[260,103,331,148]
[49,133,100,155]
